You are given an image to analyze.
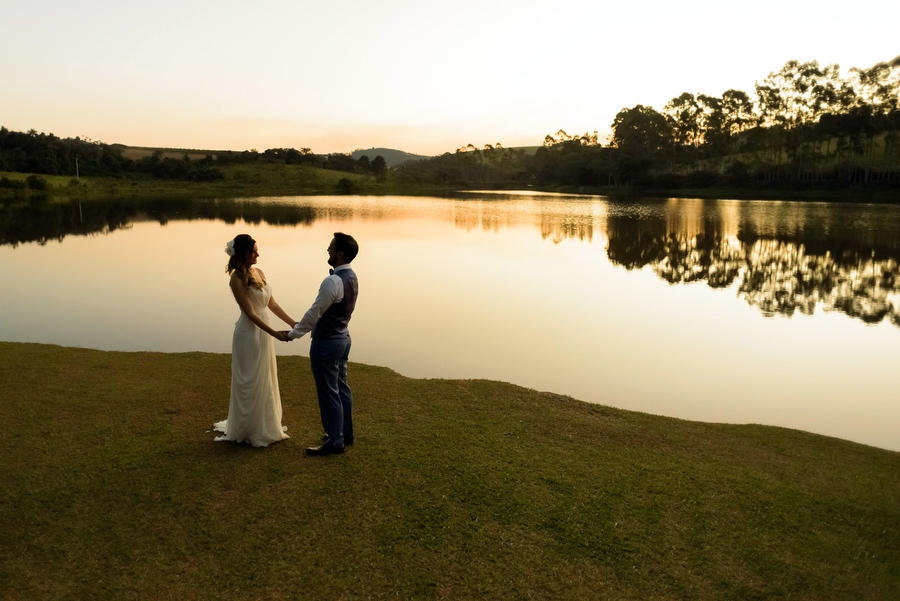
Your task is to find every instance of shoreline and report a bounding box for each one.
[3,167,899,204]
[5,339,897,453]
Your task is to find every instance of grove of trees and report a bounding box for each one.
[0,131,388,185]
[398,57,900,190]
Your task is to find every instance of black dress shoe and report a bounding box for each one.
[306,443,345,456]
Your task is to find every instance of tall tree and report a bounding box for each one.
[611,105,672,182]
[611,105,671,156]
[720,89,755,139]
[663,92,703,148]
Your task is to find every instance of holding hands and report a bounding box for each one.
[273,330,292,342]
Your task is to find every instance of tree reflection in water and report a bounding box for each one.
[4,194,899,328]
[606,212,900,327]
[0,197,317,247]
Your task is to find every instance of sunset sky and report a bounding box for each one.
[4,0,898,156]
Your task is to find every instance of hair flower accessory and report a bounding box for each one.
[225,239,236,257]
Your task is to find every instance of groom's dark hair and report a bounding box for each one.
[333,232,359,262]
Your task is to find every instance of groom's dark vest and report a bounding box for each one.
[312,267,358,340]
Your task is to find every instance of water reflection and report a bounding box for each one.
[1,198,137,246]
[605,201,900,327]
[0,197,321,247]
[3,194,900,328]
[741,241,899,325]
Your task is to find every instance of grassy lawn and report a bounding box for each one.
[1,165,451,202]
[2,165,372,199]
[1,342,898,600]
[4,166,899,205]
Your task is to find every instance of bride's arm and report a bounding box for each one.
[267,295,296,327]
[230,276,283,339]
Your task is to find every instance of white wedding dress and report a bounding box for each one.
[213,282,289,447]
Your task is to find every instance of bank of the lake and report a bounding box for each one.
[558,185,900,203]
[3,166,899,204]
[0,165,452,202]
[2,342,897,600]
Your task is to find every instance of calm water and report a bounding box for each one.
[3,192,899,451]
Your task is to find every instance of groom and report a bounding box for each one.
[288,232,359,456]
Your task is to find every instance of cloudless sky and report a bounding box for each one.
[3,0,898,155]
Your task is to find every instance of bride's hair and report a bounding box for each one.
[226,234,264,290]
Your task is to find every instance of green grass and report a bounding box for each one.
[2,165,372,199]
[1,164,452,202]
[2,342,898,600]
[0,171,78,189]
[4,164,898,205]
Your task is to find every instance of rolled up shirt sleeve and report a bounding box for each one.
[288,274,344,339]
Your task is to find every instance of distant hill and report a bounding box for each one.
[512,146,541,155]
[118,146,218,161]
[117,144,433,167]
[350,148,431,167]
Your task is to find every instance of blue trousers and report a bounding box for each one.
[309,336,353,446]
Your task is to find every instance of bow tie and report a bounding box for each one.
[329,269,335,275]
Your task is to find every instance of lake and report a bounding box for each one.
[2,192,899,451]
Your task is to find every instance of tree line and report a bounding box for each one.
[398,57,900,190]
[0,129,388,184]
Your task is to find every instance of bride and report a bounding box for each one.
[214,234,294,447]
